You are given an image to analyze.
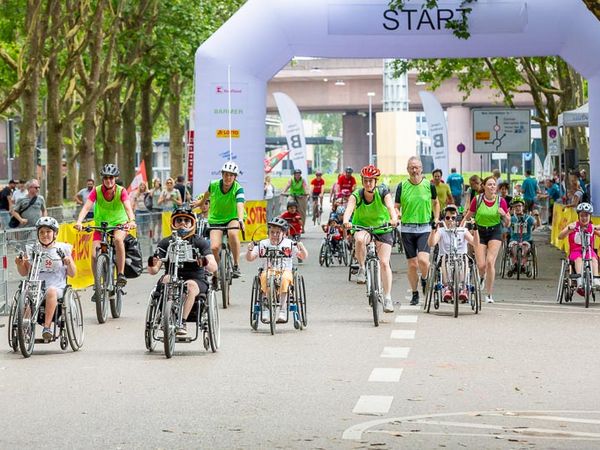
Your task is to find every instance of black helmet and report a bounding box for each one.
[268,217,288,231]
[170,205,197,239]
[345,166,353,173]
[293,169,302,175]
[287,200,298,208]
[101,164,120,177]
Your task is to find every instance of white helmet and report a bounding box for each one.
[576,202,594,214]
[221,161,239,175]
[36,216,59,232]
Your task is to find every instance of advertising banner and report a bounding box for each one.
[57,223,94,290]
[419,91,448,175]
[273,92,308,176]
[551,204,600,253]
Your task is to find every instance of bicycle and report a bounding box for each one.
[207,225,244,309]
[144,232,219,358]
[83,222,126,324]
[8,244,84,357]
[349,224,391,327]
[311,195,323,226]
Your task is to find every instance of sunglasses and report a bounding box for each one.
[173,217,192,225]
[445,216,456,221]
[103,176,115,180]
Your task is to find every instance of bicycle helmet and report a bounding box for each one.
[268,217,288,231]
[36,216,59,232]
[345,166,353,173]
[170,205,197,239]
[221,161,239,175]
[315,170,322,176]
[577,202,594,214]
[444,205,458,214]
[287,200,298,209]
[360,164,381,179]
[293,169,302,175]
[511,196,525,206]
[100,163,120,177]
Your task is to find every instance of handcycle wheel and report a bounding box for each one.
[219,248,230,309]
[584,264,592,309]
[424,259,436,313]
[7,288,20,352]
[500,241,508,279]
[268,280,277,335]
[453,263,460,318]
[250,276,260,330]
[324,244,331,267]
[516,246,522,281]
[17,288,36,358]
[64,288,85,351]
[207,289,220,352]
[367,258,380,327]
[110,286,123,319]
[162,295,176,358]
[470,261,480,314]
[297,274,307,328]
[94,253,110,324]
[556,259,567,304]
[532,243,538,279]
[145,289,159,351]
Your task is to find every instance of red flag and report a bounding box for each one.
[128,160,148,193]
[264,149,289,173]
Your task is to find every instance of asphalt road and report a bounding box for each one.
[2,220,600,449]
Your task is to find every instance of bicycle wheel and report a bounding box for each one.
[584,264,592,308]
[367,259,380,327]
[17,289,36,358]
[94,253,110,324]
[297,274,307,328]
[250,276,260,330]
[325,244,331,267]
[516,247,522,281]
[470,263,480,314]
[65,288,85,351]
[424,260,436,313]
[207,289,220,352]
[110,287,123,319]
[268,280,277,335]
[145,290,159,351]
[453,261,460,318]
[219,248,230,309]
[162,293,176,358]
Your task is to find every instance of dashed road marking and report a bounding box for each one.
[368,368,403,382]
[390,329,415,339]
[380,346,410,358]
[352,395,394,415]
[395,315,418,323]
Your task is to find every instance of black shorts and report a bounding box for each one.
[477,224,503,245]
[158,275,208,295]
[401,232,430,259]
[209,220,238,229]
[372,231,394,246]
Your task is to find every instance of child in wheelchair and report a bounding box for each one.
[427,205,474,303]
[147,206,217,336]
[558,202,600,294]
[507,197,540,277]
[15,217,76,341]
[322,217,344,255]
[246,218,308,323]
[279,200,304,239]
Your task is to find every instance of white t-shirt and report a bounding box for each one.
[250,238,298,271]
[437,227,469,256]
[12,188,27,203]
[26,242,72,291]
[264,184,274,200]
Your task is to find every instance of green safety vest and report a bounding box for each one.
[352,187,390,234]
[93,185,128,226]
[474,195,501,227]
[289,178,306,196]
[400,179,432,224]
[208,179,242,224]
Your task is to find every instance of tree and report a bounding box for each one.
[583,0,600,20]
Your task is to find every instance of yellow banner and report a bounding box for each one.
[244,200,268,242]
[551,204,600,254]
[57,222,95,290]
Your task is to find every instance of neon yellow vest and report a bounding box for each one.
[93,185,128,226]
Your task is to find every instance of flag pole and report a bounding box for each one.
[228,65,232,162]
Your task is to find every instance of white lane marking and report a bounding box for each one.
[489,306,600,316]
[380,346,410,358]
[352,395,394,415]
[368,368,403,382]
[370,430,600,441]
[400,304,420,310]
[390,329,415,339]
[395,315,418,323]
[486,414,600,426]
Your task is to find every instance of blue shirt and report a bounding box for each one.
[546,183,561,203]
[446,173,464,197]
[521,177,538,201]
[510,214,535,242]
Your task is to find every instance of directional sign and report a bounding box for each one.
[473,109,531,153]
[547,126,560,156]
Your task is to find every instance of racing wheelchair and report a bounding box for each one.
[7,244,84,357]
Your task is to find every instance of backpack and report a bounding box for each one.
[123,234,143,278]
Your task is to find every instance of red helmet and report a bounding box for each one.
[360,164,381,179]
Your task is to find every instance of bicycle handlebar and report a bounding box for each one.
[82,224,126,233]
[349,223,393,233]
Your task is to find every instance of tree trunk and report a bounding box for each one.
[104,87,122,166]
[121,85,138,184]
[169,75,185,178]
[45,44,62,207]
[140,77,154,184]
[65,120,78,199]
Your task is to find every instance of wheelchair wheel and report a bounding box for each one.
[250,276,260,331]
[7,289,20,352]
[324,244,331,267]
[162,294,176,358]
[500,242,509,279]
[110,287,123,319]
[64,288,84,351]
[348,252,358,282]
[297,274,307,328]
[318,242,327,266]
[453,263,460,318]
[531,244,538,279]
[145,289,159,351]
[207,289,220,352]
[94,253,110,324]
[17,288,36,358]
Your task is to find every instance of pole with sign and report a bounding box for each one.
[457,143,465,178]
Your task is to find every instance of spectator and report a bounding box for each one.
[264,175,275,221]
[75,178,95,221]
[446,168,464,206]
[431,168,453,212]
[540,178,561,224]
[0,179,16,211]
[579,168,588,193]
[132,181,150,229]
[492,168,503,186]
[174,175,191,203]
[11,180,27,205]
[521,170,540,213]
[465,175,481,207]
[10,179,47,228]
[564,171,584,209]
[158,177,182,211]
[498,182,513,207]
[149,178,163,242]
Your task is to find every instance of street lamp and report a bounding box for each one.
[367,92,375,165]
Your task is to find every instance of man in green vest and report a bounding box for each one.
[75,164,137,292]
[395,156,440,305]
[281,169,308,225]
[194,161,246,278]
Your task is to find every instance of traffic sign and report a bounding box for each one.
[457,143,466,153]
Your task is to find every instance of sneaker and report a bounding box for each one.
[261,307,270,322]
[117,273,127,287]
[410,291,419,306]
[276,309,287,323]
[356,268,366,284]
[485,295,494,303]
[443,288,453,302]
[42,327,53,341]
[383,297,394,313]
[459,289,469,303]
[232,265,241,279]
[176,324,188,336]
[420,276,427,294]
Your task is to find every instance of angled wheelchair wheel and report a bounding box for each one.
[207,289,220,352]
[7,288,20,352]
[318,242,327,266]
[470,261,480,314]
[17,288,36,358]
[342,241,349,266]
[500,242,509,279]
[250,276,260,331]
[65,288,85,351]
[424,259,437,313]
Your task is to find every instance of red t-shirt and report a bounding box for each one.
[469,196,509,214]
[280,211,303,236]
[311,178,325,195]
[88,185,129,203]
[337,174,356,194]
